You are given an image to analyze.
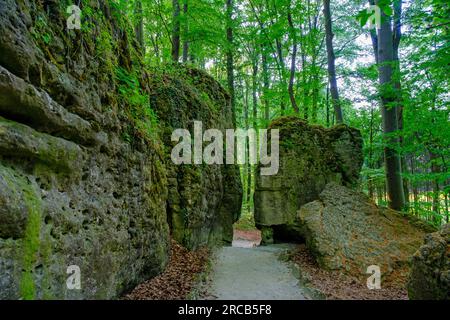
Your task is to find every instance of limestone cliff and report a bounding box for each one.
[0,0,241,299]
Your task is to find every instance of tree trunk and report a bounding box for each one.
[182,0,189,63]
[287,1,299,114]
[410,156,419,215]
[261,46,270,121]
[429,150,441,221]
[326,83,330,127]
[323,0,343,123]
[368,105,375,200]
[171,0,181,62]
[392,0,410,208]
[243,77,251,209]
[375,0,405,210]
[226,0,236,124]
[134,1,144,53]
[252,56,258,129]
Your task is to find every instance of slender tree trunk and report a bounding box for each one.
[299,25,308,119]
[368,105,375,200]
[430,150,441,221]
[252,56,258,129]
[375,0,405,210]
[171,0,181,62]
[376,183,383,205]
[182,0,189,63]
[287,1,299,114]
[134,1,144,53]
[275,38,287,116]
[261,46,270,121]
[410,156,419,215]
[326,83,330,127]
[392,0,410,208]
[243,77,251,209]
[323,0,343,123]
[445,192,449,223]
[226,0,236,124]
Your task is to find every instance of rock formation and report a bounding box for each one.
[0,0,241,299]
[254,116,364,239]
[150,67,242,249]
[407,224,449,300]
[254,117,436,282]
[298,183,435,280]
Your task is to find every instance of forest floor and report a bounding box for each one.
[123,230,408,300]
[287,244,408,300]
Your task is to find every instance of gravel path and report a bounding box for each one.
[207,244,308,300]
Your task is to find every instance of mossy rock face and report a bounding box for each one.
[0,0,241,299]
[149,66,242,249]
[407,224,449,300]
[0,0,170,299]
[254,116,364,230]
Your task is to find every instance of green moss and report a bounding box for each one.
[115,67,159,144]
[31,15,53,45]
[20,185,42,300]
[40,231,53,300]
[0,164,43,300]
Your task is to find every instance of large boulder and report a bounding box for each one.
[297,183,435,280]
[149,67,242,249]
[254,117,363,239]
[407,224,449,300]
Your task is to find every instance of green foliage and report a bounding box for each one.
[109,0,449,224]
[31,15,52,45]
[115,67,159,143]
[234,212,257,231]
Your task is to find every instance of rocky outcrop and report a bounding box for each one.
[253,117,436,282]
[297,183,435,280]
[407,224,449,300]
[254,117,363,239]
[0,0,241,299]
[150,67,242,249]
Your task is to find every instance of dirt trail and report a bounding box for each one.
[206,244,308,300]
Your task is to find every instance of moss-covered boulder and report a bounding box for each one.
[254,117,363,241]
[407,224,449,300]
[149,67,242,249]
[0,0,241,299]
[297,183,435,280]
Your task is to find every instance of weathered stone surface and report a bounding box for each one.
[0,117,83,172]
[0,164,31,239]
[151,67,242,249]
[0,0,241,299]
[254,117,363,237]
[297,183,435,280]
[407,224,449,300]
[0,66,95,145]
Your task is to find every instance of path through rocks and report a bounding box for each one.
[206,242,308,300]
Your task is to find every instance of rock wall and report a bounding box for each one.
[254,117,363,240]
[407,224,449,300]
[0,0,241,299]
[150,67,242,249]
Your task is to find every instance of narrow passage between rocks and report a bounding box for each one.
[206,243,307,300]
